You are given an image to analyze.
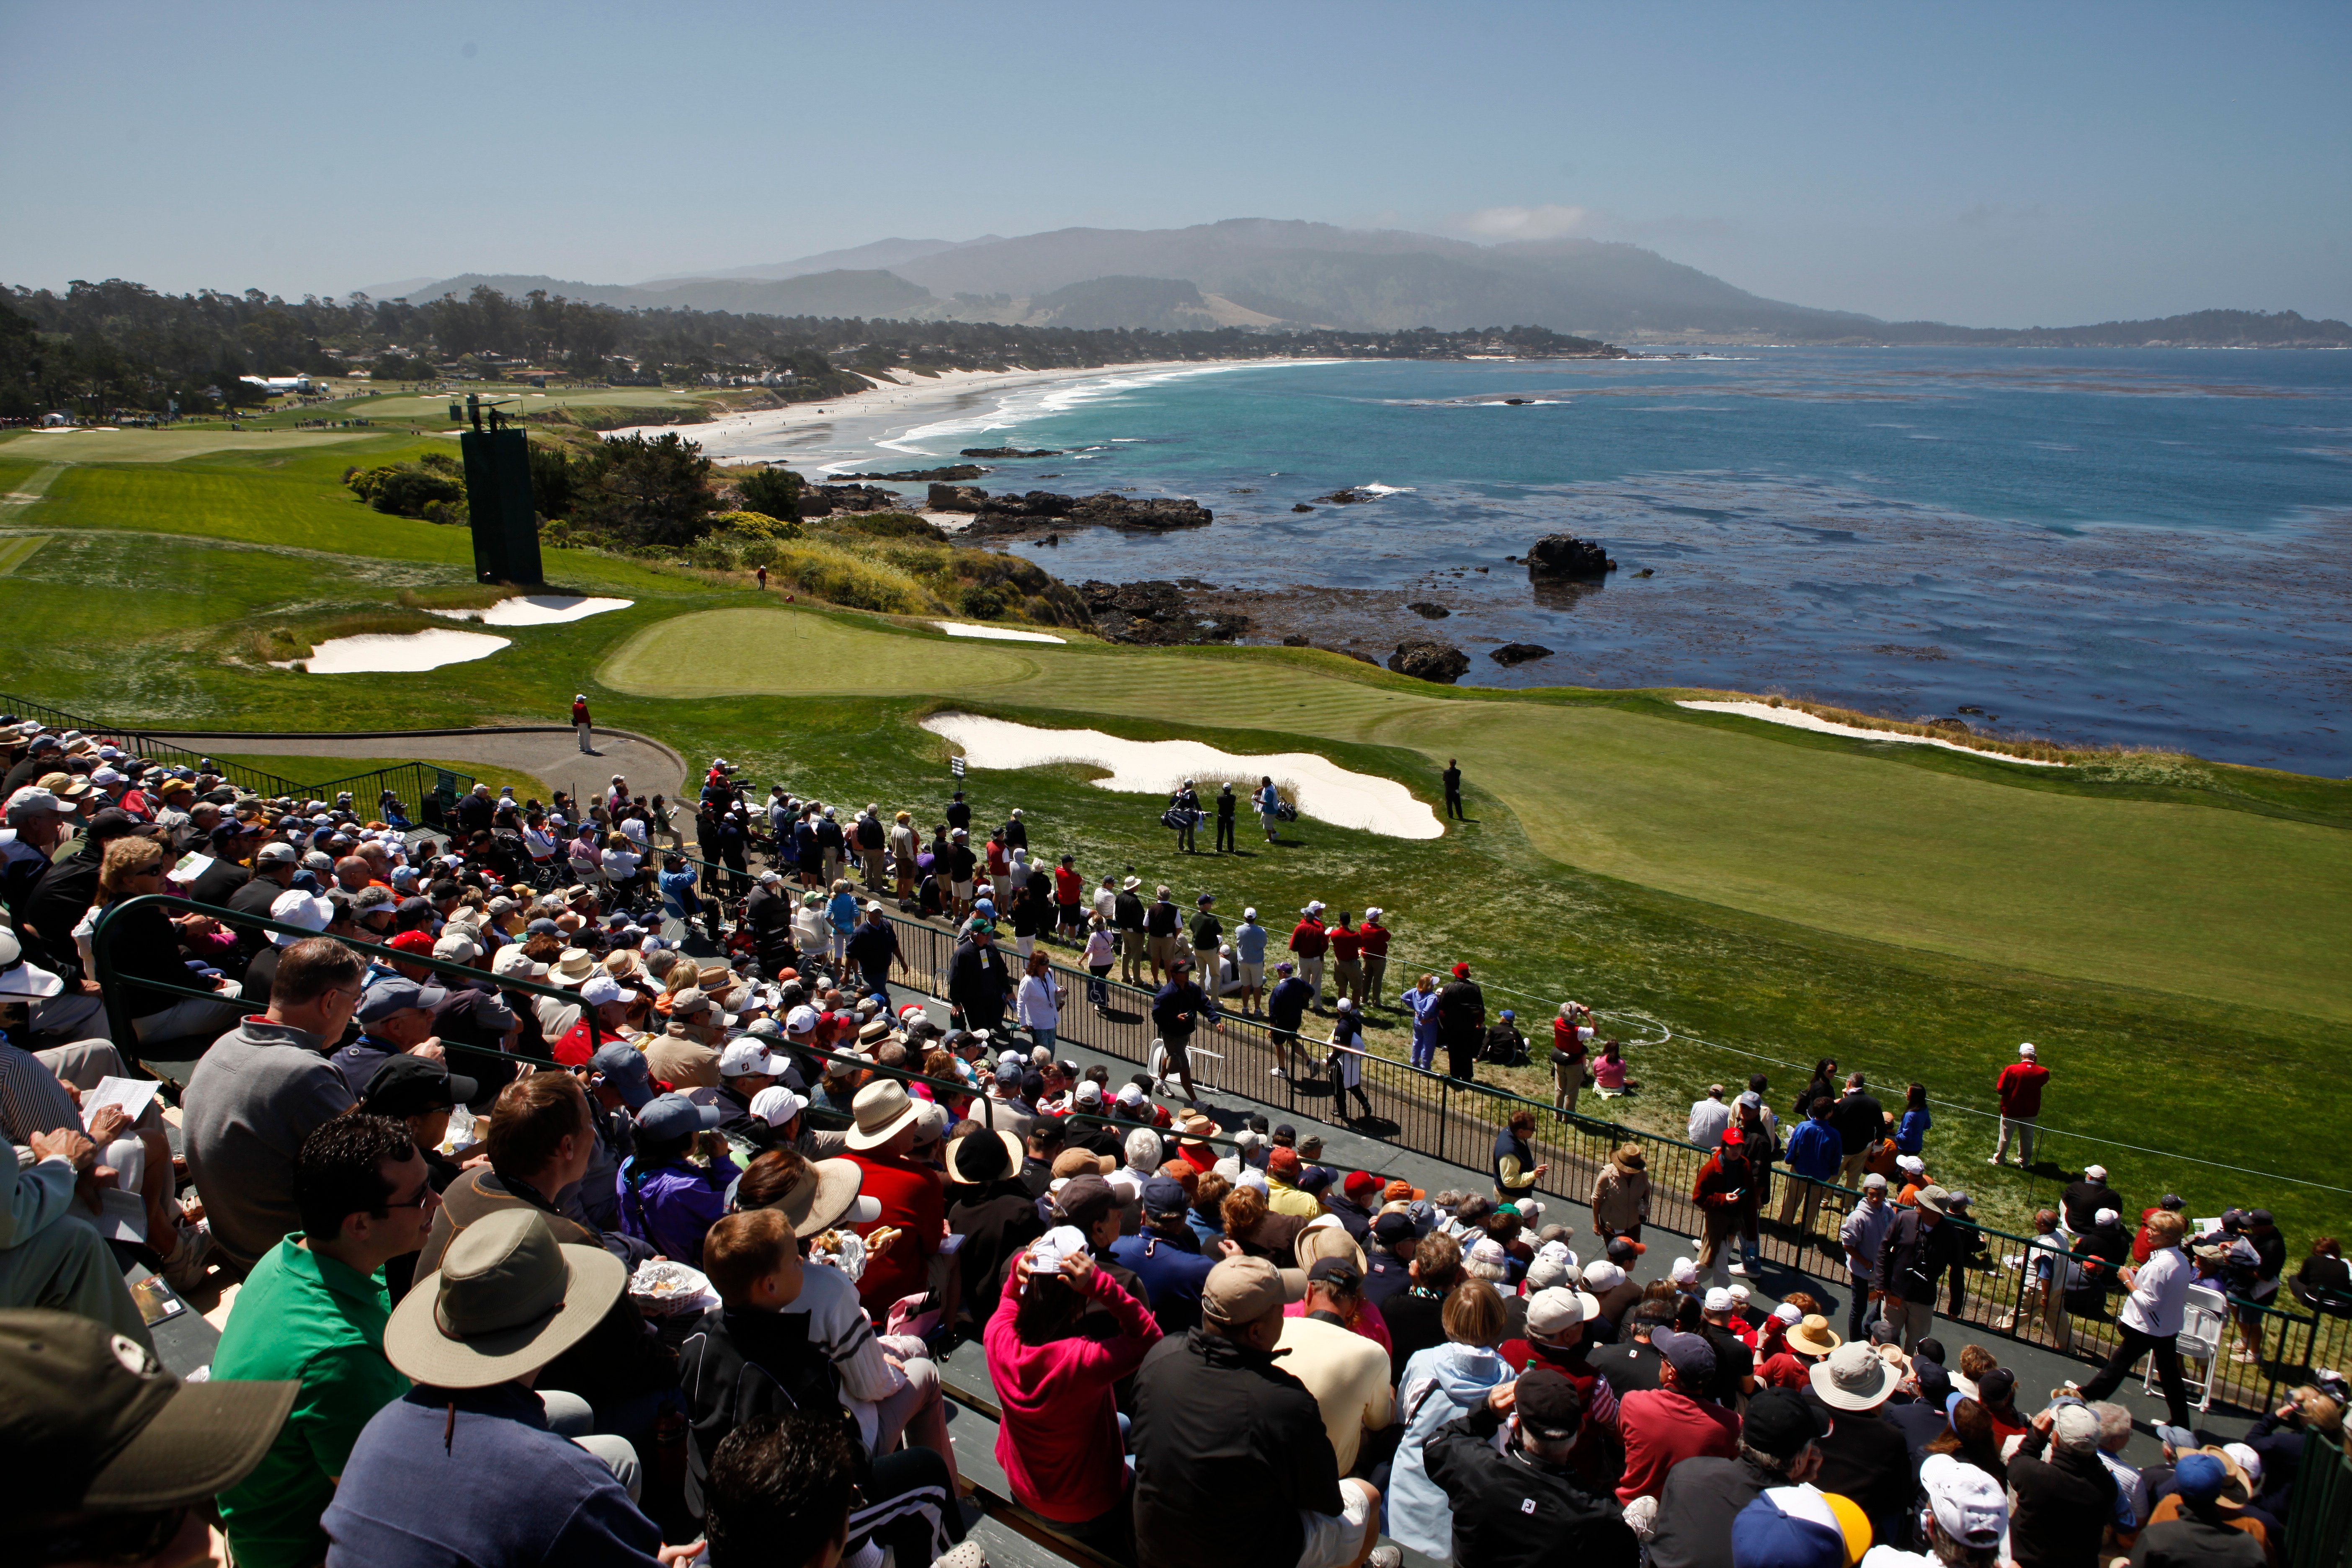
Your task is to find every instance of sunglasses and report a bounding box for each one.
[382,1177,439,1213]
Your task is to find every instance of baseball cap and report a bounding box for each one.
[785,1005,821,1036]
[1512,1365,1584,1440]
[1141,1176,1189,1216]
[634,1092,722,1140]
[588,1043,656,1109]
[0,1309,299,1514]
[1918,1454,2006,1548]
[575,974,624,1008]
[1024,1225,1089,1276]
[356,975,447,1024]
[1306,1255,1363,1289]
[1056,1175,1119,1229]
[254,839,299,865]
[1372,1211,1415,1245]
[719,1039,782,1079]
[1732,1485,1871,1568]
[4,784,76,820]
[1201,1255,1304,1325]
[361,1054,478,1118]
[1704,1287,1737,1313]
[749,1086,808,1128]
[1525,1287,1602,1337]
[1651,1328,1718,1382]
[1743,1387,1833,1459]
[1861,1172,1888,1190]
[2173,1451,2227,1505]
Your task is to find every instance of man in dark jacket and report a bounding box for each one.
[844,902,901,995]
[1830,1073,1885,1189]
[1877,1185,1962,1351]
[1266,960,1317,1080]
[2007,1402,2120,1568]
[1150,958,1219,1105]
[1806,1341,1916,1554]
[1113,874,1148,986]
[1437,962,1485,1082]
[1425,1367,1637,1568]
[946,923,1010,1032]
[2062,1164,2123,1236]
[1130,1256,1385,1568]
[743,872,794,974]
[1648,1388,1828,1568]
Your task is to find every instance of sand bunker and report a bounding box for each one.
[429,595,632,627]
[1676,701,2066,766]
[274,629,512,674]
[934,622,1067,644]
[922,714,1443,838]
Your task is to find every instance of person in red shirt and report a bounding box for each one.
[1616,1328,1742,1501]
[1756,1311,1842,1390]
[1991,1042,2050,1168]
[1288,903,1329,1009]
[571,693,592,753]
[1328,912,1366,1009]
[1356,908,1391,1008]
[1052,854,1084,943]
[843,1078,946,1318]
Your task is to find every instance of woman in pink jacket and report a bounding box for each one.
[983,1226,1164,1559]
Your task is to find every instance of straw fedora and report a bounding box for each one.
[844,1078,922,1150]
[738,1156,874,1236]
[1787,1314,1844,1358]
[550,948,598,985]
[384,1208,624,1389]
[946,1127,1026,1186]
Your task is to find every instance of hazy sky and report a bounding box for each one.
[5,2,2347,325]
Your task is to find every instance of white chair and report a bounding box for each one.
[2147,1284,2229,1413]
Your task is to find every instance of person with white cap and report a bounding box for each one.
[1992,1042,2049,1168]
[2004,1400,2120,1568]
[1854,1453,2006,1568]
[2061,1162,2121,1238]
[1288,901,1330,1009]
[570,691,594,753]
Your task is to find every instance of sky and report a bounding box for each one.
[3,2,2347,327]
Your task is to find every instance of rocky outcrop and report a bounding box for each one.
[797,483,900,518]
[841,464,985,481]
[1318,488,1375,504]
[1407,601,1450,619]
[927,483,990,512]
[1525,533,1615,578]
[1080,579,1249,645]
[947,487,1215,539]
[1490,642,1554,665]
[1387,639,1471,684]
[961,446,1060,458]
[1292,502,1315,513]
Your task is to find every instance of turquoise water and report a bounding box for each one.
[889,350,2352,771]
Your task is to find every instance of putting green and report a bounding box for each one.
[603,605,2352,1020]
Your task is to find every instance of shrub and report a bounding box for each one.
[959,584,1007,620]
[763,539,932,615]
[348,450,465,519]
[734,465,804,519]
[712,509,803,541]
[570,430,720,548]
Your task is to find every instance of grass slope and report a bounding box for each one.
[3,431,2344,1242]
[605,606,2352,1022]
[205,753,554,802]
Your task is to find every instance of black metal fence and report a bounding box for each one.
[0,692,475,828]
[2287,1429,2352,1568]
[870,904,2350,1419]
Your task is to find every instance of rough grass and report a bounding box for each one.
[205,751,552,802]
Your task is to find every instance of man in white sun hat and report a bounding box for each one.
[842,1078,941,1315]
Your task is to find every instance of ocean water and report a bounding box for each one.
[846,350,2352,772]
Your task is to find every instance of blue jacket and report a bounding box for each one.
[1266,976,1315,1031]
[1895,1107,1931,1155]
[1784,1117,1842,1181]
[616,1153,738,1267]
[1109,1230,1220,1332]
[324,1384,661,1567]
[1390,1341,1514,1558]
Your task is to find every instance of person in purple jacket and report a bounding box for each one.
[616,1093,735,1267]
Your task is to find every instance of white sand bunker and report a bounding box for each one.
[1677,701,2066,766]
[274,629,512,674]
[923,714,1444,838]
[934,621,1066,644]
[430,595,632,626]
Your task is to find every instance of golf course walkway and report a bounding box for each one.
[144,725,688,802]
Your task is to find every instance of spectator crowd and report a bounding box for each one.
[0,717,2344,1568]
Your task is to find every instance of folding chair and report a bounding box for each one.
[2148,1283,2228,1414]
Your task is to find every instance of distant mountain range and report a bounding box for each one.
[379,218,2352,346]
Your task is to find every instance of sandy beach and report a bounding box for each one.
[607,359,1271,475]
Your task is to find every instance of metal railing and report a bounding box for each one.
[2286,1428,2352,1568]
[860,901,2349,1418]
[0,693,475,827]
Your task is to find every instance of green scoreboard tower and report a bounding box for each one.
[458,393,542,585]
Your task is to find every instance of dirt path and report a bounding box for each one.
[143,725,688,802]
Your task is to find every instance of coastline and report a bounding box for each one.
[607,358,1289,472]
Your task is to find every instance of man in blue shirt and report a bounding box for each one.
[324,1206,660,1567]
[328,975,447,1097]
[1111,1176,1227,1332]
[1779,1095,1843,1235]
[1232,906,1269,1014]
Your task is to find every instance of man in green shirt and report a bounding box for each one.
[212,1112,440,1568]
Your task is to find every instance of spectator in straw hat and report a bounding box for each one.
[842,1077,942,1316]
[322,1207,655,1561]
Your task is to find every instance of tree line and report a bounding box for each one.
[2,275,1615,419]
